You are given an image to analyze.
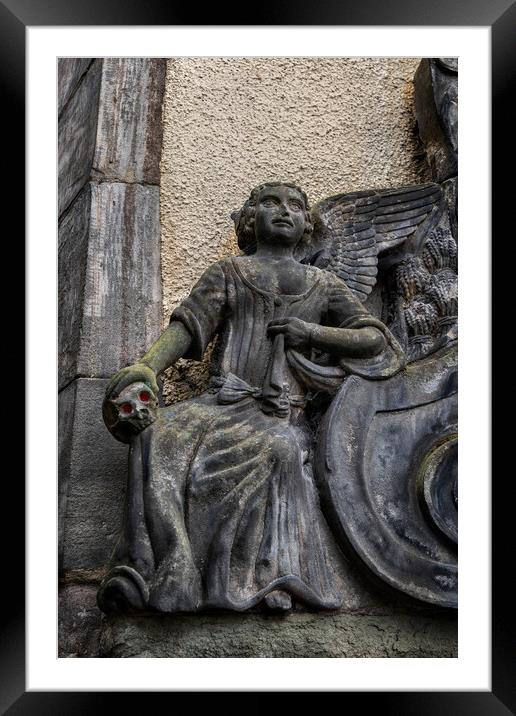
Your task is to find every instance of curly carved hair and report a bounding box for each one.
[231,181,313,256]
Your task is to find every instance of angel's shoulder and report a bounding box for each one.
[310,265,351,290]
[300,263,324,280]
[199,256,235,277]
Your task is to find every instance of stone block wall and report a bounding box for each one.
[58,58,166,656]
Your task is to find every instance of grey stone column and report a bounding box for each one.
[58,58,166,656]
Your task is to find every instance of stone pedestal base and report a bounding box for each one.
[99,611,457,658]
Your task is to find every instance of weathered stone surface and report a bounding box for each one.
[58,58,93,116]
[60,378,128,570]
[58,182,163,390]
[78,181,162,379]
[58,381,78,568]
[316,346,458,608]
[58,185,90,389]
[382,213,458,363]
[58,60,102,217]
[99,611,457,658]
[413,59,458,183]
[92,59,167,185]
[442,176,458,241]
[59,584,104,657]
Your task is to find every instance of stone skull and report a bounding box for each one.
[102,381,158,444]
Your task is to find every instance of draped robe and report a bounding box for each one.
[100,257,404,612]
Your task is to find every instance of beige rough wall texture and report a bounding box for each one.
[160,57,431,403]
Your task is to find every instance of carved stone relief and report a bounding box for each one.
[97,59,458,615]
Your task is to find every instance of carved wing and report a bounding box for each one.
[309,183,444,301]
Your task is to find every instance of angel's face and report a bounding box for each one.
[254,185,307,247]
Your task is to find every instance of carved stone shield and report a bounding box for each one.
[315,345,458,608]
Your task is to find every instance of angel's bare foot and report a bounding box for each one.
[264,590,292,612]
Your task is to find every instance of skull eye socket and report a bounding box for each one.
[120,402,134,415]
[139,391,151,403]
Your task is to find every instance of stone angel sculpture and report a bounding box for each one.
[98,180,456,615]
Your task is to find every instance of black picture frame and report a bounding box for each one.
[7,0,511,711]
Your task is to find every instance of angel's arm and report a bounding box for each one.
[106,261,227,399]
[309,323,385,357]
[105,322,192,399]
[140,321,193,373]
[267,318,385,358]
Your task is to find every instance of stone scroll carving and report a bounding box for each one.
[97,61,458,615]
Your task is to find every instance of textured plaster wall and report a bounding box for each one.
[160,57,431,402]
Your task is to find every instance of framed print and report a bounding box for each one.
[7,0,512,709]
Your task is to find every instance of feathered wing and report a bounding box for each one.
[309,183,444,302]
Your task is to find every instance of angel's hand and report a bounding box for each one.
[105,362,159,401]
[267,318,314,350]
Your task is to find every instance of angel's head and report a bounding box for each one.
[232,182,313,256]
